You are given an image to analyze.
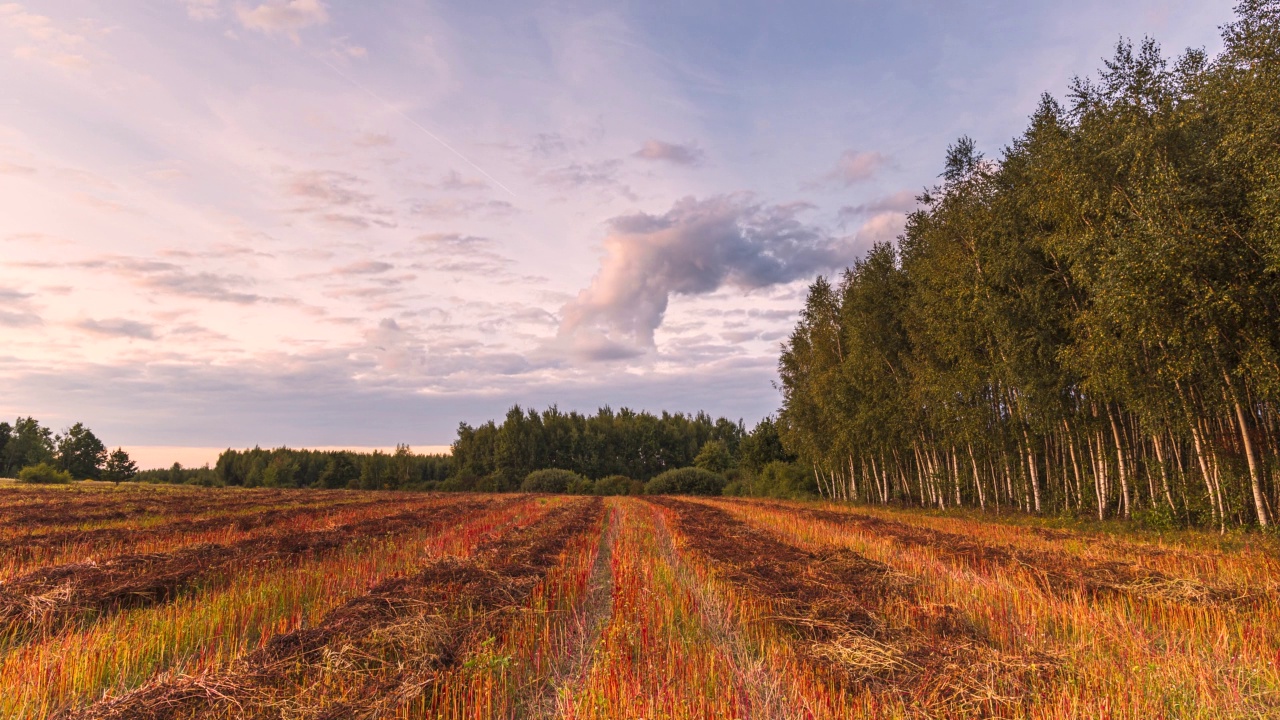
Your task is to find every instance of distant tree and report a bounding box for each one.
[3,417,54,475]
[102,448,138,484]
[55,422,107,480]
[18,462,73,485]
[694,439,732,474]
[318,453,360,489]
[0,421,10,476]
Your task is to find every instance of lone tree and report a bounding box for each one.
[102,448,138,484]
[56,422,107,480]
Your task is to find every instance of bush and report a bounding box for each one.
[643,467,725,496]
[594,474,632,496]
[723,461,815,499]
[521,468,586,494]
[17,462,74,485]
[566,475,595,495]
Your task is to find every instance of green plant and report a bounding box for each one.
[643,467,725,496]
[521,468,586,494]
[17,462,74,484]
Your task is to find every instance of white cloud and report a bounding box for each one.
[807,149,888,189]
[0,3,90,70]
[184,0,221,21]
[633,139,704,166]
[558,195,854,355]
[235,0,328,37]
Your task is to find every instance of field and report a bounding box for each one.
[0,484,1277,719]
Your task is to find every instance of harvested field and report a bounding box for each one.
[0,485,1275,719]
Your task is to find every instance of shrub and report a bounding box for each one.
[521,468,586,494]
[643,467,725,496]
[566,475,595,495]
[17,462,74,485]
[594,475,632,496]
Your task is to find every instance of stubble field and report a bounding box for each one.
[0,483,1276,719]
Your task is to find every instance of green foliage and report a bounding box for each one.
[643,467,726,496]
[56,422,107,480]
[521,468,586,494]
[212,447,451,490]
[452,405,746,483]
[593,475,633,496]
[102,448,138,483]
[17,462,73,485]
[1,417,54,477]
[724,461,816,499]
[694,439,732,473]
[774,8,1280,528]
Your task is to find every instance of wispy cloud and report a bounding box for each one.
[633,139,704,166]
[77,317,156,339]
[0,3,90,70]
[235,0,329,37]
[806,149,889,189]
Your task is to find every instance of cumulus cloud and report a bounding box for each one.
[633,139,704,166]
[235,0,328,37]
[77,317,156,339]
[806,149,888,189]
[558,195,853,356]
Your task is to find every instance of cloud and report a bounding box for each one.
[414,233,514,275]
[633,139,704,166]
[806,149,888,189]
[539,159,623,189]
[286,170,370,206]
[235,0,328,37]
[353,132,393,147]
[409,197,516,220]
[93,257,264,304]
[0,310,41,327]
[836,189,918,229]
[77,317,156,339]
[184,0,221,20]
[0,3,90,70]
[334,260,393,275]
[853,211,907,245]
[0,162,36,175]
[558,195,853,353]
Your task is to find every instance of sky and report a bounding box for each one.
[0,0,1239,466]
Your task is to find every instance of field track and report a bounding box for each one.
[0,485,1274,718]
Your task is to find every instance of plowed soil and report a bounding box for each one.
[0,497,495,642]
[72,497,604,720]
[651,497,1054,715]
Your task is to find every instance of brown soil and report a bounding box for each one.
[0,497,387,566]
[653,497,1054,716]
[746,501,1251,605]
[0,497,495,643]
[0,490,339,530]
[69,497,604,720]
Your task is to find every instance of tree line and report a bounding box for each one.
[0,417,137,483]
[778,3,1280,529]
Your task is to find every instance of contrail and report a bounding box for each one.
[316,54,519,199]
